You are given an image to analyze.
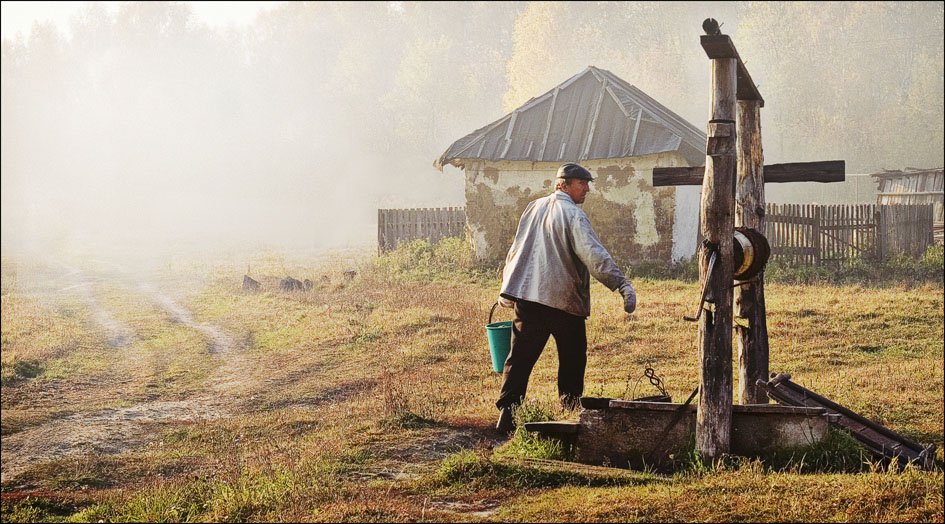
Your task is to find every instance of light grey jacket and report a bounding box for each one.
[499,191,628,318]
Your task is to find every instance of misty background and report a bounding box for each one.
[2,1,943,262]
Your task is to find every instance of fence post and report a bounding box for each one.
[876,207,885,260]
[812,206,821,265]
[378,209,385,254]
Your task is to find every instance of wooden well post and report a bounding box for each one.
[696,46,737,463]
[735,99,769,404]
[651,20,845,464]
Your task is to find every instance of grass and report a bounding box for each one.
[1,242,942,522]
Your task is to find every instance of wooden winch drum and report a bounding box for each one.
[732,227,770,281]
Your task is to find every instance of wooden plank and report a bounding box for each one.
[653,160,845,186]
[697,56,736,463]
[826,205,833,262]
[813,206,821,264]
[734,98,768,405]
[699,34,764,105]
[757,374,936,470]
[378,209,385,253]
[744,159,846,184]
[653,166,705,186]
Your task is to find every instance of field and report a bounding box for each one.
[1,243,943,522]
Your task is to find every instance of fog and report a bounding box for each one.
[2,2,942,265]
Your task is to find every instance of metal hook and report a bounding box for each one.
[684,248,718,322]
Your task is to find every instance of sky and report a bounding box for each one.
[1,1,941,264]
[0,1,284,40]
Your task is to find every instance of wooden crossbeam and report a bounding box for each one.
[653,160,845,187]
[701,34,764,106]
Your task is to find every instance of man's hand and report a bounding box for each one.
[498,296,515,308]
[619,282,636,314]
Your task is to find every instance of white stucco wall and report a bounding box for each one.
[672,185,700,262]
[462,152,698,264]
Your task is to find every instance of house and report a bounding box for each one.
[872,167,944,244]
[435,66,705,267]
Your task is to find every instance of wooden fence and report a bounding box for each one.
[377,207,466,253]
[764,203,934,265]
[877,204,936,257]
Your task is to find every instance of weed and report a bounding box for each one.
[1,357,44,384]
[0,496,77,523]
[371,238,489,284]
[2,250,941,522]
[384,412,437,429]
[627,257,699,281]
[495,401,571,461]
[764,244,945,286]
[426,450,648,492]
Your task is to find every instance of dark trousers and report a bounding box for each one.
[496,300,587,410]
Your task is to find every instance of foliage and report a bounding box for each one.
[428,450,649,492]
[0,497,77,523]
[765,244,945,286]
[757,428,870,474]
[495,401,570,461]
[622,244,943,286]
[736,2,943,173]
[2,252,942,522]
[627,256,699,282]
[1,358,44,385]
[370,238,487,284]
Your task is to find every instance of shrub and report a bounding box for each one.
[626,256,698,281]
[496,402,569,461]
[763,427,870,473]
[763,244,944,286]
[371,238,487,283]
[429,450,647,491]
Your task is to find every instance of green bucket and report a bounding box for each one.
[486,302,513,373]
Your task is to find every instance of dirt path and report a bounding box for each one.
[1,268,246,484]
[138,282,235,355]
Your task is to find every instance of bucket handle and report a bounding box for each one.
[489,299,516,324]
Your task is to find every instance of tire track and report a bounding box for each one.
[1,269,243,484]
[138,282,234,355]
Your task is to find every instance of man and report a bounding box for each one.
[495,162,636,433]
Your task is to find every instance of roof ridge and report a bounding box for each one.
[435,66,707,169]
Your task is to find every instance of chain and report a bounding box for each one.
[644,366,669,398]
[622,364,669,399]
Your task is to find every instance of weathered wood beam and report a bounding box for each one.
[734,98,769,405]
[701,34,764,106]
[696,55,736,464]
[652,160,845,186]
[762,161,846,183]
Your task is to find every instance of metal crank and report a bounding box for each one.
[684,240,718,322]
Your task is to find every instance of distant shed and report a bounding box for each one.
[872,167,944,243]
[435,66,706,266]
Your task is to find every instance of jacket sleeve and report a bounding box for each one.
[570,212,627,291]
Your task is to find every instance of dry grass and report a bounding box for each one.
[1,248,942,522]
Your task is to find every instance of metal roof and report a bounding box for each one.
[435,66,707,170]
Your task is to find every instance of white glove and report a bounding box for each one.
[498,295,515,308]
[619,282,636,314]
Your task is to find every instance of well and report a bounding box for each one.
[571,400,828,469]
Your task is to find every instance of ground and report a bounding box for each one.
[1,249,942,522]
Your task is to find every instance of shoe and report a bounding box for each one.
[495,407,515,433]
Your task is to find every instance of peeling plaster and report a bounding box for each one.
[463,154,697,266]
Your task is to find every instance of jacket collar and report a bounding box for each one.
[554,190,575,204]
